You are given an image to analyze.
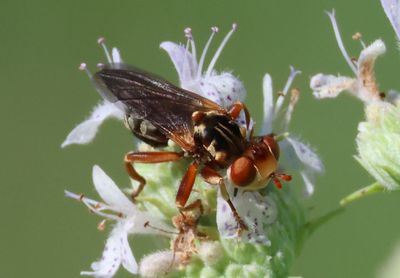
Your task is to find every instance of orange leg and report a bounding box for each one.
[175,161,199,209]
[124,151,184,199]
[228,101,251,129]
[200,165,248,233]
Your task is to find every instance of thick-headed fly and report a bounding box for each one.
[93,63,291,232]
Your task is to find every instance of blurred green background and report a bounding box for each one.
[2,0,400,277]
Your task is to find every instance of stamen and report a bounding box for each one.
[197,26,219,79]
[144,221,177,235]
[325,10,357,74]
[64,190,120,221]
[185,27,197,66]
[274,66,301,116]
[78,63,92,78]
[81,199,120,220]
[205,23,237,77]
[283,88,300,131]
[97,37,112,63]
[352,32,366,48]
[182,28,192,80]
[184,27,192,39]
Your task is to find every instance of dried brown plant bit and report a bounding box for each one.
[172,200,207,266]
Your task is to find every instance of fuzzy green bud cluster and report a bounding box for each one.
[356,101,400,191]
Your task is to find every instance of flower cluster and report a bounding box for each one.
[310,4,400,205]
[64,24,322,277]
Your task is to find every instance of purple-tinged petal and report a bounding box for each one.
[202,72,246,108]
[381,0,400,40]
[81,223,138,277]
[160,41,197,86]
[280,138,323,196]
[286,137,324,173]
[310,73,355,99]
[216,187,277,245]
[61,101,124,148]
[111,48,122,63]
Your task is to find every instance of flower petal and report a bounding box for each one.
[285,137,324,173]
[200,72,246,108]
[310,73,355,99]
[357,40,386,70]
[387,90,400,106]
[81,223,138,277]
[92,165,136,214]
[356,40,386,99]
[216,187,277,245]
[261,73,274,134]
[111,48,122,63]
[300,170,316,195]
[120,225,138,274]
[280,138,323,196]
[160,41,197,86]
[381,0,400,40]
[61,101,124,148]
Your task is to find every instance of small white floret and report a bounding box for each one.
[139,250,180,278]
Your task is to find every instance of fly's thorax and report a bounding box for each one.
[124,114,168,147]
[192,111,246,167]
[227,136,279,190]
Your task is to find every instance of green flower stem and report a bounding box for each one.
[303,207,345,236]
[339,182,385,206]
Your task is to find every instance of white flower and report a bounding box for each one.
[381,0,400,40]
[310,10,386,104]
[61,39,125,148]
[161,24,246,109]
[216,186,277,244]
[65,165,168,277]
[263,67,324,195]
[216,67,323,242]
[161,25,252,131]
[62,26,249,148]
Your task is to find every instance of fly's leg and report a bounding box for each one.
[200,165,248,234]
[175,161,199,209]
[124,151,184,199]
[228,101,251,129]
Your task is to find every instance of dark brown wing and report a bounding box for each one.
[93,64,225,151]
